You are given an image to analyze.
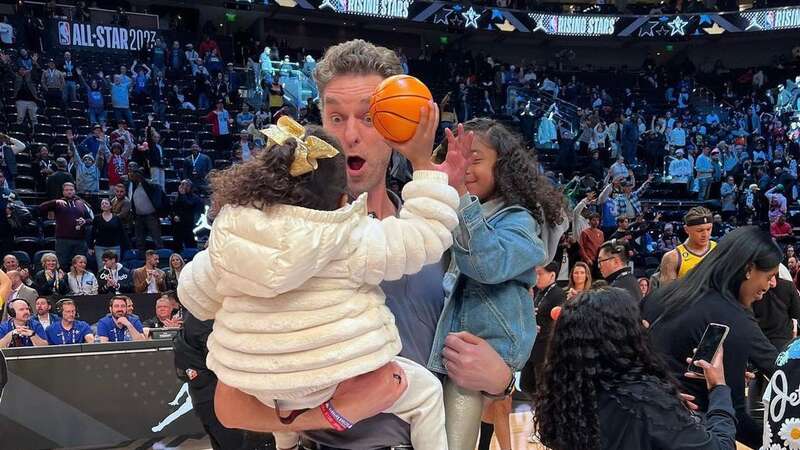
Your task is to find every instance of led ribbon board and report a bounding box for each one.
[529,13,618,36]
[318,0,414,18]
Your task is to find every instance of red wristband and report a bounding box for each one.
[320,402,346,432]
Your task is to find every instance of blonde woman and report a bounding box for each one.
[67,255,98,295]
[33,253,68,296]
[566,261,593,299]
[164,253,185,291]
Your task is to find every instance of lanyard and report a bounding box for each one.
[535,283,556,308]
[113,325,125,341]
[59,325,78,344]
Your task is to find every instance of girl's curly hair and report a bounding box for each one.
[532,288,686,450]
[209,126,347,213]
[438,118,564,224]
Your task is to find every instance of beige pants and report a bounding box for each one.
[270,357,447,450]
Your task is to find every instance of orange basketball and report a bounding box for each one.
[369,74,433,143]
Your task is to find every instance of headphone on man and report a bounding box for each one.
[5,299,31,319]
[55,298,78,318]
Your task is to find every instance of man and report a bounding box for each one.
[46,299,94,345]
[669,121,686,148]
[597,240,641,301]
[143,296,183,329]
[668,149,692,185]
[110,182,132,229]
[753,276,800,353]
[207,40,515,449]
[40,58,65,109]
[133,250,166,294]
[97,250,132,294]
[96,295,145,342]
[771,214,794,242]
[182,142,213,193]
[128,166,165,254]
[110,72,134,127]
[720,176,738,221]
[659,206,716,284]
[236,103,254,129]
[173,179,204,251]
[38,182,93,269]
[2,255,31,287]
[695,147,714,201]
[45,158,73,201]
[79,124,111,160]
[579,213,604,267]
[109,119,135,153]
[5,54,40,130]
[0,299,48,348]
[657,223,680,253]
[521,262,565,395]
[0,132,26,189]
[5,270,37,304]
[206,100,233,154]
[62,51,77,104]
[613,175,653,220]
[31,296,57,329]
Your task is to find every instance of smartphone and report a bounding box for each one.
[687,323,729,374]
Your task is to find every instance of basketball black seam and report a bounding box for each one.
[372,110,420,125]
[371,93,432,103]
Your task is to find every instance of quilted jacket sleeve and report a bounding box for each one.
[353,170,459,284]
[177,250,222,320]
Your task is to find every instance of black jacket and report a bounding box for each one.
[607,267,642,301]
[128,179,167,216]
[522,283,566,394]
[598,381,736,450]
[752,278,800,352]
[643,291,777,440]
[32,270,69,296]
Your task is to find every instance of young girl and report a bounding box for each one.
[178,116,471,450]
[428,118,565,450]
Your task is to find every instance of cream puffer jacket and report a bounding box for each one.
[178,170,459,400]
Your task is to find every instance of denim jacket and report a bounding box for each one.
[428,195,545,373]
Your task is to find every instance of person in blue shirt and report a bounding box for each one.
[182,142,213,193]
[110,73,134,128]
[0,299,48,348]
[45,299,94,345]
[96,295,146,342]
[31,296,59,330]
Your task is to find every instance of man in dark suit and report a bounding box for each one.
[598,240,642,301]
[521,261,565,395]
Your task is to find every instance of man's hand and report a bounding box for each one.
[331,361,407,424]
[56,199,67,207]
[435,124,474,195]
[16,326,34,337]
[116,316,132,328]
[442,331,511,395]
[387,101,439,172]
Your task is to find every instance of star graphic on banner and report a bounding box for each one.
[639,20,659,37]
[704,23,725,35]
[699,14,713,25]
[462,7,481,29]
[452,4,462,12]
[668,15,688,36]
[319,0,337,10]
[495,19,516,32]
[655,24,669,36]
[491,8,504,21]
[433,8,452,25]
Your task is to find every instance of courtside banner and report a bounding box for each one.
[0,342,204,449]
[55,20,158,51]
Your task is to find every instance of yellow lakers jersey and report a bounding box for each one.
[677,241,717,278]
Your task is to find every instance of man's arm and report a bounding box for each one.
[215,361,408,432]
[659,250,680,284]
[0,329,14,348]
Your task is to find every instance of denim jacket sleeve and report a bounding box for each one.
[452,195,546,285]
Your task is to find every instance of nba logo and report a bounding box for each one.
[58,21,70,46]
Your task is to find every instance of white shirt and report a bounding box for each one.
[670,128,686,147]
[669,158,692,180]
[147,275,158,294]
[37,314,52,328]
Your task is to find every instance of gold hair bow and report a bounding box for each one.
[257,116,339,177]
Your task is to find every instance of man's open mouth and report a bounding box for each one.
[347,156,366,171]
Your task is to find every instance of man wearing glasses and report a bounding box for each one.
[597,240,642,301]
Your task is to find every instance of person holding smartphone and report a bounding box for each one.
[533,288,736,450]
[643,226,781,448]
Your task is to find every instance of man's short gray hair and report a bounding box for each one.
[313,39,403,102]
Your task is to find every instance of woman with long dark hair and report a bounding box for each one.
[534,288,737,450]
[642,226,781,448]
